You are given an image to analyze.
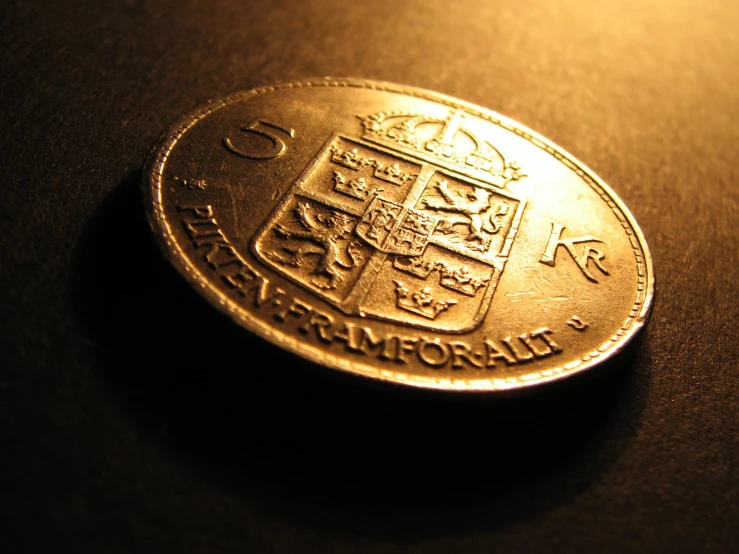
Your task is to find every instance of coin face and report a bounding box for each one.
[144,79,653,391]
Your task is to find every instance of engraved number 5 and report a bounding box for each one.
[223,119,295,159]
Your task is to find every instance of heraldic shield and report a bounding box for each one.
[252,110,527,333]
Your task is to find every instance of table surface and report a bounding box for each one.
[2,1,738,553]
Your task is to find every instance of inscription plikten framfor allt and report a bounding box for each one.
[145,79,653,391]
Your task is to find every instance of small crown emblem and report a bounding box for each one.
[330,145,418,187]
[392,255,437,278]
[393,281,456,319]
[393,257,490,298]
[332,170,381,200]
[330,146,365,170]
[438,265,489,297]
[359,109,525,188]
[372,163,416,186]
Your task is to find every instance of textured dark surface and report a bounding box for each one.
[2,1,738,552]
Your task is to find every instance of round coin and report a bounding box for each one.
[144,79,654,391]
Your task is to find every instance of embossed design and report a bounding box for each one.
[393,281,456,319]
[373,162,417,187]
[355,198,403,248]
[359,109,524,187]
[567,316,588,331]
[389,210,438,256]
[146,79,654,393]
[330,146,366,170]
[175,176,207,190]
[393,256,489,297]
[264,201,364,290]
[392,255,437,278]
[224,119,295,159]
[438,265,489,296]
[253,128,525,332]
[419,178,511,253]
[353,197,437,257]
[540,222,610,282]
[253,133,526,333]
[332,170,381,200]
[330,145,418,186]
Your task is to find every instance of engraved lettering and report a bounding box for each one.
[224,119,295,160]
[177,206,240,270]
[175,205,334,345]
[184,221,223,240]
[448,341,485,368]
[502,336,535,363]
[204,243,240,270]
[417,339,450,367]
[253,281,286,308]
[191,231,227,247]
[273,298,312,323]
[329,323,386,355]
[176,206,568,373]
[332,323,363,351]
[351,326,385,355]
[484,338,517,367]
[177,205,224,242]
[531,328,562,353]
[177,205,214,219]
[298,312,334,342]
[540,222,609,282]
[222,265,262,295]
[372,334,423,363]
[396,336,419,364]
[263,299,565,370]
[379,336,399,360]
[520,333,552,358]
[343,325,370,352]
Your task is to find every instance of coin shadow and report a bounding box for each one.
[70,171,652,542]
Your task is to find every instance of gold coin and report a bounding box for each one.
[144,79,654,391]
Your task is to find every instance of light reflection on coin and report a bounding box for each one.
[144,79,654,391]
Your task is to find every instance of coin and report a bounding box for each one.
[144,79,654,391]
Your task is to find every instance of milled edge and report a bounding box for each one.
[143,78,655,392]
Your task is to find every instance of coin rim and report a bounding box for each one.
[143,78,655,392]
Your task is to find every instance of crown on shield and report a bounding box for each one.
[358,109,524,188]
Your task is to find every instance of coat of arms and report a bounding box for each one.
[252,108,527,333]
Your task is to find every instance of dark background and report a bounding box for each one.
[2,1,737,552]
